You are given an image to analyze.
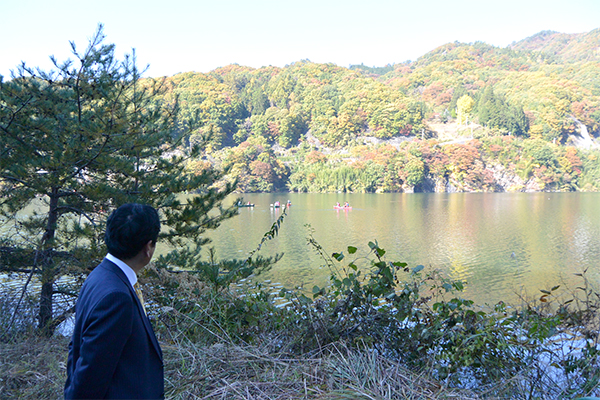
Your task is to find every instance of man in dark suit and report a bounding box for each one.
[65,203,164,399]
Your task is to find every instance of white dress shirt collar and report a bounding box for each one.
[106,253,137,288]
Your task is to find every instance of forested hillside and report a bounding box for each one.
[510,28,600,62]
[155,29,600,193]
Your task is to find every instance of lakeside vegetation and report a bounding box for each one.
[3,233,600,398]
[2,25,600,398]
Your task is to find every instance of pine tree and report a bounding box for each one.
[476,86,529,136]
[0,25,237,336]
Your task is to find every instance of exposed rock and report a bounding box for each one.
[415,176,437,193]
[445,180,459,193]
[402,184,415,193]
[413,165,548,193]
[435,177,449,193]
[489,164,526,192]
[417,175,457,193]
[356,135,413,150]
[568,116,599,150]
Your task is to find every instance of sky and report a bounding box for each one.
[1,0,599,79]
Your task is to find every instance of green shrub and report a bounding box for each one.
[275,231,600,395]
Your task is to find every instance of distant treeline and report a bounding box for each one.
[153,29,600,192]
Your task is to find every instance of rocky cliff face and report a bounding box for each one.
[488,164,543,192]
[414,164,547,193]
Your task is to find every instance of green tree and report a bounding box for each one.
[403,156,425,187]
[0,26,237,337]
[477,86,529,136]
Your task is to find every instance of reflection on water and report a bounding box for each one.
[198,193,600,305]
[5,193,597,307]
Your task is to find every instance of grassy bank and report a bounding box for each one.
[1,310,597,399]
[1,334,478,399]
[2,239,599,399]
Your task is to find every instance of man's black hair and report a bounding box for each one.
[104,203,160,260]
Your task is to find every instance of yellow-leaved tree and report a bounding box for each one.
[456,95,475,125]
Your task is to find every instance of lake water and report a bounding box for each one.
[197,193,600,306]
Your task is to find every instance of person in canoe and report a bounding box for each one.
[334,202,352,209]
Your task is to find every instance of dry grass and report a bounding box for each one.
[162,340,479,400]
[0,334,478,400]
[0,335,70,400]
[164,341,322,399]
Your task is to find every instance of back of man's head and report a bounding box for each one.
[105,203,160,260]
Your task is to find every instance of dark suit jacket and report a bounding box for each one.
[64,258,164,399]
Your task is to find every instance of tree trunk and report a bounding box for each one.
[38,190,59,336]
[38,279,54,336]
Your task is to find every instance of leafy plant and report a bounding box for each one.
[146,205,289,344]
[276,231,600,394]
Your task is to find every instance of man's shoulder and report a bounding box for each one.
[83,259,130,294]
[89,258,123,278]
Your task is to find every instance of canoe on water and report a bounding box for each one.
[333,206,352,210]
[238,204,255,207]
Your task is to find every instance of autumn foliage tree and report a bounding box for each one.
[456,95,475,125]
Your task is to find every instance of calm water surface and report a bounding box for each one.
[198,193,600,305]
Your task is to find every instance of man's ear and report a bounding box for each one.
[144,240,155,257]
